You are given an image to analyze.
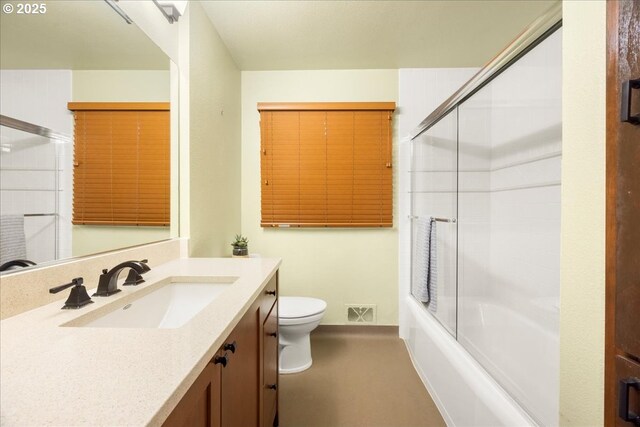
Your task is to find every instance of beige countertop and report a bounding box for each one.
[0,257,281,426]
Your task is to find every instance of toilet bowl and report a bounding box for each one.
[278,296,327,374]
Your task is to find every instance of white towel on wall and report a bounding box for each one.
[412,217,438,313]
[0,214,26,264]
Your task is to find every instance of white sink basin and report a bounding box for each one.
[71,276,237,329]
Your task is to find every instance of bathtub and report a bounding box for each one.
[402,296,556,426]
[458,299,559,426]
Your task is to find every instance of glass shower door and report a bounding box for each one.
[457,28,562,425]
[410,109,458,336]
[0,124,61,263]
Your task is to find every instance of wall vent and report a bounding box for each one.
[346,304,377,323]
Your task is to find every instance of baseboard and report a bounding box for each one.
[315,325,399,335]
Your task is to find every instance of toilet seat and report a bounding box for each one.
[279,311,325,326]
[279,296,327,320]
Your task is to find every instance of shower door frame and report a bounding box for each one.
[405,3,564,425]
[408,2,563,331]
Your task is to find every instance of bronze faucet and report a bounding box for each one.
[49,277,93,309]
[93,259,150,297]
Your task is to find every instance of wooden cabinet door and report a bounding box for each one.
[221,306,260,427]
[606,1,640,425]
[612,0,640,362]
[263,302,279,427]
[162,362,221,427]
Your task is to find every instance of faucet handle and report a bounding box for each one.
[49,277,83,294]
[123,269,145,286]
[49,277,94,310]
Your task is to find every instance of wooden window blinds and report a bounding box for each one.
[258,102,395,227]
[68,102,170,226]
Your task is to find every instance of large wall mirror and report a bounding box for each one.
[0,1,177,274]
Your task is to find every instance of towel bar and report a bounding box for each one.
[407,215,456,223]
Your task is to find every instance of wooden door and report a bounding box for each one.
[605,1,640,426]
[221,306,260,427]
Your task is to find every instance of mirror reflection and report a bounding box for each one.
[0,1,173,273]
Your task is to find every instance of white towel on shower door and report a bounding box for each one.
[412,217,437,313]
[0,214,27,264]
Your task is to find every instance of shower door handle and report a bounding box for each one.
[618,377,640,424]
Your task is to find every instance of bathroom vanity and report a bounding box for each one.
[0,257,280,426]
[164,272,279,427]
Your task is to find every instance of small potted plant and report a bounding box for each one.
[231,234,249,257]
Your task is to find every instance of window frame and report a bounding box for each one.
[68,102,170,227]
[258,102,395,228]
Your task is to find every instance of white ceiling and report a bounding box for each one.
[0,0,557,71]
[0,0,169,70]
[201,0,557,71]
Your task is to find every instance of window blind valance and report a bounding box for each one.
[258,102,395,228]
[68,102,170,226]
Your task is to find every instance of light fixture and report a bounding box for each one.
[152,0,186,24]
[103,0,133,25]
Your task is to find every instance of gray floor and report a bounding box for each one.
[279,327,446,427]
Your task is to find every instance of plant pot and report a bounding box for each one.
[232,246,248,256]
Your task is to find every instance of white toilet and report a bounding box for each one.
[278,296,327,374]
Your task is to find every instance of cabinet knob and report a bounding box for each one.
[213,353,229,367]
[265,290,276,296]
[267,332,277,337]
[223,341,237,353]
[266,384,277,390]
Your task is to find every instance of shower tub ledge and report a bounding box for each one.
[402,296,537,427]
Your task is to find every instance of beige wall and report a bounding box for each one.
[71,227,170,258]
[72,70,170,102]
[559,1,606,425]
[241,70,399,325]
[186,1,241,257]
[70,69,172,257]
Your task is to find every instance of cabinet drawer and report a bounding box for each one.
[260,273,278,323]
[263,302,278,427]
